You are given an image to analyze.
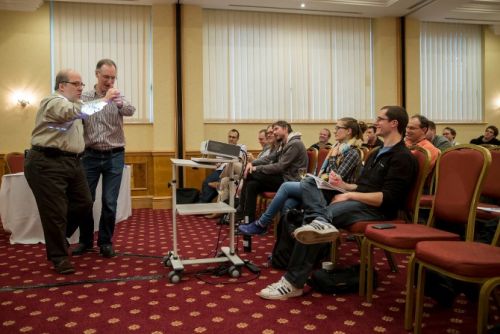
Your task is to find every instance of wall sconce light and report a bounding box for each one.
[18,99,30,108]
[12,90,33,109]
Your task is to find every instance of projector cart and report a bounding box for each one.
[163,158,244,283]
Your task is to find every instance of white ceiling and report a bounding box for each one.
[1,0,499,26]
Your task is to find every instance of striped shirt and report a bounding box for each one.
[81,88,135,150]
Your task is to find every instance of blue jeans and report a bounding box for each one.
[81,150,124,246]
[300,176,385,227]
[259,181,301,226]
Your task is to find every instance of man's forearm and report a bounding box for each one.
[345,191,383,207]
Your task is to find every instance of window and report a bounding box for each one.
[51,2,152,123]
[420,22,482,122]
[203,10,373,122]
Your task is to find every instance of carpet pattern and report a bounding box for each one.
[0,209,498,333]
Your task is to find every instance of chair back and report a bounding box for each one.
[306,148,318,175]
[429,144,491,241]
[5,152,25,174]
[406,146,431,223]
[316,148,330,176]
[481,147,500,200]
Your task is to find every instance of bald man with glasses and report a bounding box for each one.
[25,69,117,274]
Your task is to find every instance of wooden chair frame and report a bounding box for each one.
[359,144,491,330]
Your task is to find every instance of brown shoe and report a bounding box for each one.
[53,259,75,275]
[208,181,220,189]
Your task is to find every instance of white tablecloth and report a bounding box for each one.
[0,166,132,244]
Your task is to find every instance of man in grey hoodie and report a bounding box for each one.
[237,120,307,223]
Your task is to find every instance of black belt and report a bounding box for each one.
[85,147,125,154]
[31,146,84,159]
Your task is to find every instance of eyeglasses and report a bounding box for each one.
[376,116,389,122]
[62,81,85,88]
[335,126,347,131]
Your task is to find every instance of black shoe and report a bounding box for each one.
[100,245,117,258]
[72,243,93,256]
[53,259,75,275]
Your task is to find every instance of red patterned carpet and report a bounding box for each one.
[0,209,498,333]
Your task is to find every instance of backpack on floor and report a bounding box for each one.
[307,264,377,294]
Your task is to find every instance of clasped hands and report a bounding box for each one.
[104,88,124,108]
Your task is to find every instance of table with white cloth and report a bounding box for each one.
[0,166,132,244]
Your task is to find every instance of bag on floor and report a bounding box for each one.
[176,188,200,204]
[307,264,377,294]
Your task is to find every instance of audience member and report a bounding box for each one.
[239,118,363,236]
[426,120,452,152]
[24,69,116,274]
[198,129,245,203]
[470,125,500,146]
[442,127,458,146]
[74,59,136,259]
[258,106,418,300]
[362,125,383,150]
[309,128,332,150]
[236,120,307,223]
[247,128,270,162]
[405,115,440,168]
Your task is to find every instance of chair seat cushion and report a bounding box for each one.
[419,194,434,208]
[347,220,405,234]
[365,224,460,249]
[416,241,500,277]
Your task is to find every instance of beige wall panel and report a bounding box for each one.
[0,4,50,152]
[373,17,401,110]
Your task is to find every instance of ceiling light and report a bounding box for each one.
[301,3,306,8]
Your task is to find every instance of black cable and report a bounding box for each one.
[0,274,166,292]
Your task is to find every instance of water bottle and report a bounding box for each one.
[243,216,252,252]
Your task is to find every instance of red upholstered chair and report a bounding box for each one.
[316,148,330,176]
[331,146,430,267]
[476,146,500,220]
[5,152,25,174]
[256,191,278,236]
[306,148,318,175]
[412,223,500,334]
[359,144,491,330]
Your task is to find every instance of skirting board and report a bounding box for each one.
[132,196,172,209]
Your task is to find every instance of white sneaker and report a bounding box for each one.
[259,277,303,300]
[293,219,339,244]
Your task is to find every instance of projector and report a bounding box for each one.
[200,140,241,159]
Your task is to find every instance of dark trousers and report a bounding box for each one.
[24,150,93,264]
[239,171,283,222]
[81,150,124,247]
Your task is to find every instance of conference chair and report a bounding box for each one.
[306,148,318,175]
[476,146,500,220]
[360,144,491,330]
[412,221,500,333]
[5,152,25,174]
[316,148,330,176]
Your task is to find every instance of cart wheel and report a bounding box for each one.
[168,271,181,284]
[163,258,172,267]
[228,265,241,278]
